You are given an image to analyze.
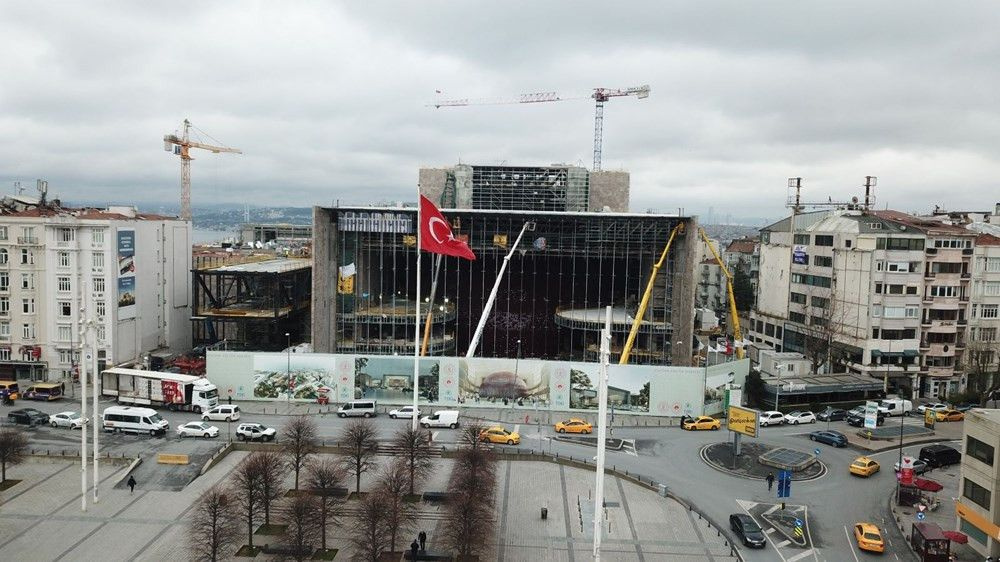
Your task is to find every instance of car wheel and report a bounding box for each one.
[421,423,429,428]
[558,428,566,433]
[149,429,156,436]
[363,413,372,418]
[810,419,816,423]
[584,429,590,434]
[202,416,209,421]
[810,435,816,441]
[51,421,58,428]
[507,439,514,445]
[338,413,346,418]
[711,426,719,430]
[194,406,202,414]
[793,420,799,425]
[203,433,210,438]
[226,416,232,422]
[449,423,457,429]
[391,414,397,419]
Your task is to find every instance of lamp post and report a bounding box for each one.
[513,339,521,410]
[285,332,291,406]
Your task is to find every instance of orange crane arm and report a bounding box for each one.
[699,228,744,360]
[619,223,684,364]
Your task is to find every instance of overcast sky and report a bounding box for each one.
[2,2,998,223]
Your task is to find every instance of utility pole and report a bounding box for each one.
[593,306,612,559]
[78,300,88,512]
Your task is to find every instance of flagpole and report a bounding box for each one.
[412,198,422,431]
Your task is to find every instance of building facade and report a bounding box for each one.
[969,234,1000,390]
[0,196,191,382]
[956,409,1000,558]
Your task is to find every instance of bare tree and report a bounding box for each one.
[0,428,27,483]
[442,443,498,558]
[306,458,344,552]
[283,415,318,490]
[377,457,415,553]
[232,454,265,549]
[349,492,388,562]
[457,422,488,451]
[392,425,434,497]
[281,494,319,561]
[189,486,240,562]
[339,419,379,494]
[256,450,287,527]
[967,339,1000,399]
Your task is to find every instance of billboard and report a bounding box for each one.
[864,400,880,429]
[792,245,808,265]
[727,405,759,438]
[117,229,137,320]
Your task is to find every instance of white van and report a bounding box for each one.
[102,406,169,436]
[420,410,460,429]
[879,399,913,417]
[337,399,377,418]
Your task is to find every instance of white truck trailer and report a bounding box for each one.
[101,368,219,413]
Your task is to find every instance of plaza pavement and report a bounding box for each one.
[0,452,734,561]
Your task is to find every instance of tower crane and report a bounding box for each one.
[163,119,242,221]
[431,85,650,171]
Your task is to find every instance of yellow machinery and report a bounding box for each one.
[698,228,744,360]
[619,223,684,364]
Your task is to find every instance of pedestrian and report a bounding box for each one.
[228,395,232,405]
[679,414,687,428]
[766,472,774,492]
[127,475,136,495]
[419,530,427,551]
[410,539,419,560]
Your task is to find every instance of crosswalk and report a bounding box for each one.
[735,499,817,562]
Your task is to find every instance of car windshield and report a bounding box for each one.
[863,532,881,541]
[204,389,219,399]
[68,413,80,419]
[149,414,164,423]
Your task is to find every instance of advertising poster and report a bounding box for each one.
[253,353,339,400]
[459,358,550,407]
[438,358,459,405]
[864,400,880,429]
[117,228,137,319]
[353,356,440,404]
[648,366,705,417]
[335,356,354,403]
[549,362,570,410]
[792,245,808,265]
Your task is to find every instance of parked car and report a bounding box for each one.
[420,410,460,429]
[202,405,240,422]
[919,444,961,468]
[236,422,276,442]
[916,402,948,414]
[683,416,721,431]
[479,426,520,445]
[809,430,848,447]
[934,409,964,422]
[49,411,85,429]
[337,400,377,418]
[853,522,885,553]
[846,407,886,427]
[759,411,785,427]
[816,408,847,422]
[878,399,913,417]
[952,403,975,412]
[729,513,766,548]
[555,418,593,434]
[893,459,930,475]
[177,421,220,438]
[784,411,816,425]
[7,408,49,426]
[849,456,880,477]
[389,406,420,419]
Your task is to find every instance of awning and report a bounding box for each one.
[941,530,968,544]
[914,478,944,492]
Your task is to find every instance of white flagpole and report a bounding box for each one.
[79,302,88,512]
[92,317,100,503]
[593,305,612,559]
[412,199,422,431]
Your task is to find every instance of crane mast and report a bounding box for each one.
[163,119,242,221]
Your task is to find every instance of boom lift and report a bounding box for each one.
[619,223,684,364]
[699,228,744,360]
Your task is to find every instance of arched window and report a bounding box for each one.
[0,249,7,265]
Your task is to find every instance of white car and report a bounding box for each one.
[177,421,220,438]
[760,411,785,427]
[236,423,276,442]
[784,411,817,425]
[202,405,240,422]
[50,411,85,429]
[389,406,420,419]
[917,403,948,414]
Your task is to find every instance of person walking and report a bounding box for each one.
[766,472,775,492]
[410,539,419,560]
[419,530,427,551]
[127,475,137,495]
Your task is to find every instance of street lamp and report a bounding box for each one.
[513,339,521,409]
[285,332,291,406]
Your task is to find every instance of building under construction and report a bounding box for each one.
[192,259,311,351]
[312,164,698,365]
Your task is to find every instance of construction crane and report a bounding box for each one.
[431,85,650,171]
[163,119,242,221]
[698,228,744,360]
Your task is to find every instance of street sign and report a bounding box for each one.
[777,470,792,498]
[916,512,926,521]
[814,448,821,456]
[795,518,803,527]
[727,406,759,438]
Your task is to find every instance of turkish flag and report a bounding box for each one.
[419,195,476,260]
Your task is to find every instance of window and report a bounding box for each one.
[982,305,999,319]
[813,255,833,267]
[791,273,831,288]
[59,301,71,317]
[0,272,7,291]
[21,298,34,314]
[21,273,33,290]
[964,478,991,510]
[935,238,973,249]
[789,311,806,323]
[20,249,33,265]
[983,281,1000,297]
[765,323,775,337]
[19,227,35,243]
[58,251,70,267]
[845,239,852,248]
[978,328,998,342]
[0,322,8,339]
[814,235,834,247]
[93,277,105,293]
[882,261,919,273]
[906,286,918,295]
[876,237,924,251]
[928,286,959,298]
[97,325,106,342]
[888,284,904,295]
[931,262,963,274]
[968,437,995,466]
[58,227,74,242]
[0,249,6,265]
[57,276,71,292]
[810,316,827,327]
[790,292,807,305]
[873,305,882,317]
[92,229,105,245]
[59,350,72,364]
[92,253,104,269]
[57,325,72,341]
[0,226,6,240]
[96,300,106,317]
[793,234,810,245]
[984,257,1000,273]
[22,323,34,339]
[811,296,829,309]
[0,297,7,315]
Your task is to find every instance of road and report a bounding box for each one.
[5,399,935,560]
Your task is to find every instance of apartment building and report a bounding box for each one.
[696,258,725,313]
[751,207,974,399]
[0,195,191,382]
[724,237,759,298]
[969,234,1000,388]
[956,409,1000,558]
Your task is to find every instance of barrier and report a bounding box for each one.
[157,453,190,465]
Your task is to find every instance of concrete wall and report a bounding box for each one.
[417,168,448,206]
[587,171,630,212]
[311,207,334,352]
[672,218,698,366]
[756,242,791,319]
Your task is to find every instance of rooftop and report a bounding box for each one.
[976,233,1000,246]
[873,210,976,236]
[329,204,691,220]
[968,408,1000,426]
[725,238,757,254]
[205,258,311,274]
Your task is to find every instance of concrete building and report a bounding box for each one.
[724,237,759,298]
[696,258,725,313]
[0,193,191,383]
[969,234,1000,389]
[238,223,312,245]
[313,164,698,365]
[956,409,1000,558]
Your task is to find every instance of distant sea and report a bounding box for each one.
[193,228,237,244]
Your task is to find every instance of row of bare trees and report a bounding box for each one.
[443,424,498,558]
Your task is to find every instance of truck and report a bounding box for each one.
[101,367,219,413]
[878,398,913,417]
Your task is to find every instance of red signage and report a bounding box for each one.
[161,380,184,404]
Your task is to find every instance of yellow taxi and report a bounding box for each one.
[554,418,593,434]
[934,409,964,422]
[853,522,885,553]
[849,456,880,477]
[479,426,520,445]
[683,416,722,431]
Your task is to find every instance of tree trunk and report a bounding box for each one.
[264,484,270,525]
[294,466,299,490]
[2,460,5,482]
[321,508,327,550]
[356,466,361,493]
[409,460,415,496]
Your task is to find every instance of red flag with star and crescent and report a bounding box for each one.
[419,195,476,260]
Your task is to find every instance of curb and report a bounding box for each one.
[887,488,921,561]
[698,443,828,482]
[114,455,143,487]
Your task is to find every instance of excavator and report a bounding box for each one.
[619,224,744,364]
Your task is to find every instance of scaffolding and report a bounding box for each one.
[326,207,693,365]
[440,165,589,212]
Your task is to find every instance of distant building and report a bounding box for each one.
[0,193,191,382]
[238,223,312,245]
[696,258,725,313]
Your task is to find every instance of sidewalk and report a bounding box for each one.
[843,418,963,452]
[889,458,979,560]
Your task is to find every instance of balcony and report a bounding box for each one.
[960,295,969,302]
[925,247,938,255]
[963,248,974,256]
[961,272,971,279]
[958,318,968,326]
[919,340,930,351]
[16,237,40,245]
[924,271,936,280]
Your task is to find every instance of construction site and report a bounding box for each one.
[313,164,699,365]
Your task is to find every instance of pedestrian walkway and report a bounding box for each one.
[890,459,980,561]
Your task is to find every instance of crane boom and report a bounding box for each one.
[699,228,744,360]
[163,119,242,221]
[430,85,650,171]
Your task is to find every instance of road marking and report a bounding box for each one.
[735,499,758,511]
[775,539,791,548]
[765,527,777,535]
[764,504,780,515]
[431,431,439,442]
[786,549,815,562]
[843,526,861,562]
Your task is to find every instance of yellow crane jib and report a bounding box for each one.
[619,223,685,365]
[698,228,744,360]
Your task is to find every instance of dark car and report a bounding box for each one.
[730,513,766,548]
[7,408,49,426]
[846,410,886,427]
[816,408,847,422]
[809,430,848,447]
[919,444,962,469]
